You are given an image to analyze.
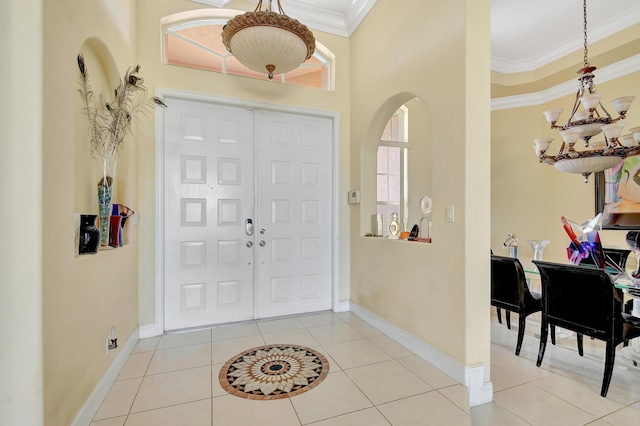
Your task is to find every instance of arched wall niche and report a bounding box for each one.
[360,92,433,236]
[75,38,133,215]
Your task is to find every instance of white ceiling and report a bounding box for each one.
[192,0,640,74]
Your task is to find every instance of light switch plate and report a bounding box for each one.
[446,205,455,222]
[348,190,360,204]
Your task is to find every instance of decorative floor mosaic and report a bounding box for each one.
[219,344,330,400]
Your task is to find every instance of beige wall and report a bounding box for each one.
[349,0,491,369]
[1,0,44,424]
[42,1,140,424]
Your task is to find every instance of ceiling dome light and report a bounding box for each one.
[221,0,315,80]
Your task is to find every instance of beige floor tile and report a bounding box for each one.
[307,323,364,345]
[530,368,624,418]
[309,407,391,425]
[470,402,530,426]
[290,371,372,424]
[157,329,211,350]
[125,399,211,426]
[131,337,160,354]
[130,366,211,413]
[334,312,363,323]
[211,335,265,364]
[368,335,414,358]
[489,363,537,392]
[146,342,211,375]
[211,362,229,397]
[261,328,321,348]
[323,339,392,370]
[347,320,384,338]
[439,384,470,414]
[92,377,142,421]
[298,312,343,328]
[377,392,470,425]
[211,322,260,342]
[397,355,457,389]
[345,360,432,405]
[117,351,153,380]
[256,317,304,334]
[493,383,596,425]
[310,345,342,372]
[89,416,126,426]
[212,394,300,426]
[599,401,640,426]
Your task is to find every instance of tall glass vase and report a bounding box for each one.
[96,158,116,247]
[528,240,550,271]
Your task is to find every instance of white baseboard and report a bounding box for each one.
[71,327,139,426]
[139,322,163,339]
[349,302,493,407]
[334,300,350,312]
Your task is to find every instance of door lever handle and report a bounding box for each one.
[245,219,254,236]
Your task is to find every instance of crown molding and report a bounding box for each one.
[492,54,640,111]
[492,5,640,74]
[188,0,377,37]
[190,0,230,7]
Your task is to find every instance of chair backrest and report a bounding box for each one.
[491,255,529,313]
[533,260,624,340]
[580,247,631,269]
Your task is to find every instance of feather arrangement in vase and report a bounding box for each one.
[77,54,166,246]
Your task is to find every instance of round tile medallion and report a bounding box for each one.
[219,344,329,400]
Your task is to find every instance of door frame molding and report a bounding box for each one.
[145,88,340,336]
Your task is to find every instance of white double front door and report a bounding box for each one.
[163,98,333,330]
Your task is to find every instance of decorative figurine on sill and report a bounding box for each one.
[388,212,400,239]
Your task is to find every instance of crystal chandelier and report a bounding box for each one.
[221,0,316,80]
[534,0,640,183]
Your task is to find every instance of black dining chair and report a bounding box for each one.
[491,255,542,356]
[579,247,630,270]
[533,260,640,397]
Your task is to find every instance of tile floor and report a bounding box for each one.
[91,310,640,425]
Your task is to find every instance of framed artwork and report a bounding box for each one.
[595,156,640,229]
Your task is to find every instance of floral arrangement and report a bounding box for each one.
[77,53,166,163]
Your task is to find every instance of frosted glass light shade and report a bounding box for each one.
[572,110,589,121]
[560,128,582,144]
[580,93,603,110]
[630,127,640,143]
[543,108,563,123]
[229,26,309,75]
[221,9,315,79]
[611,96,635,114]
[534,138,553,155]
[554,156,621,174]
[601,123,625,140]
[620,134,637,147]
